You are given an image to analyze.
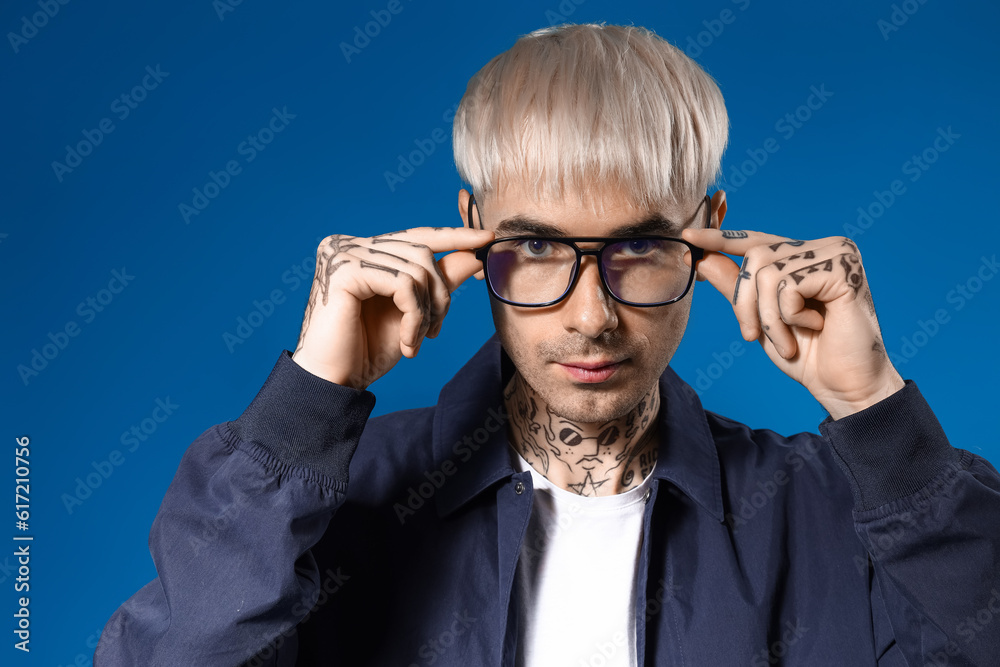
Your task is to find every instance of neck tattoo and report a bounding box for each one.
[503,373,660,496]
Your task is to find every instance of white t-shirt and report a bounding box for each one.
[510,447,654,667]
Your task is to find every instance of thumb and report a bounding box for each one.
[437,249,485,294]
[686,249,739,300]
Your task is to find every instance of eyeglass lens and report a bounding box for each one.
[485,238,691,306]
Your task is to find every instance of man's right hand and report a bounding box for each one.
[290,226,494,389]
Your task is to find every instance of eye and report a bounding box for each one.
[624,239,654,256]
[519,239,553,258]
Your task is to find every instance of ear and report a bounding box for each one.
[458,189,483,229]
[458,189,472,227]
[457,189,486,280]
[710,189,727,230]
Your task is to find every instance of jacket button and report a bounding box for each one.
[643,489,652,504]
[514,481,525,495]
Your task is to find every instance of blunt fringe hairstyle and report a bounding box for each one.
[453,23,730,213]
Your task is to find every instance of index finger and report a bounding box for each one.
[372,226,494,254]
[682,227,800,257]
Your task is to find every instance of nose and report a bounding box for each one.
[560,255,618,338]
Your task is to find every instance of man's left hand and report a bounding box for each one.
[682,228,905,420]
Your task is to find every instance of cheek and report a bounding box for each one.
[633,299,692,363]
[489,298,513,345]
[490,299,540,353]
[490,300,532,372]
[665,300,692,338]
[662,300,693,359]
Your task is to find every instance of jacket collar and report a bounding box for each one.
[434,335,724,522]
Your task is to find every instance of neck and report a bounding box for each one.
[503,373,660,496]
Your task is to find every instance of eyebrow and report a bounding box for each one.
[494,213,684,238]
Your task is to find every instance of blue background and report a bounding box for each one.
[2,0,998,663]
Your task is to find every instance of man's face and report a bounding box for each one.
[466,185,717,424]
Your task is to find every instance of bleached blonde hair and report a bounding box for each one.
[453,23,729,213]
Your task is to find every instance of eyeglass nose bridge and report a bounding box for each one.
[562,243,617,304]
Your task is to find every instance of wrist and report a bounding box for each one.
[819,371,906,420]
[291,349,357,388]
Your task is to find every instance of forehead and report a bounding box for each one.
[479,186,702,237]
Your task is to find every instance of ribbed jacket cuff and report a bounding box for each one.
[230,350,376,484]
[819,380,958,511]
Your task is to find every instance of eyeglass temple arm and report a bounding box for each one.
[467,193,483,230]
[685,193,713,266]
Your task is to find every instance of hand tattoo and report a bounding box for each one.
[733,256,751,305]
[296,235,356,351]
[773,251,815,272]
[787,257,834,285]
[839,253,863,295]
[359,260,400,276]
[840,239,859,254]
[769,240,805,252]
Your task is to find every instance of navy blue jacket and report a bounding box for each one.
[96,336,1000,666]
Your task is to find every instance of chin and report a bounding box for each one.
[550,398,638,425]
[535,372,653,424]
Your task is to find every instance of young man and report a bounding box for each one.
[97,24,999,666]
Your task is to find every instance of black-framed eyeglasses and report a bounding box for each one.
[468,194,711,307]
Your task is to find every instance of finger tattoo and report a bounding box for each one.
[326,260,349,276]
[787,258,834,285]
[774,251,815,271]
[722,230,749,239]
[360,260,400,276]
[413,282,431,319]
[769,240,805,251]
[733,256,751,305]
[315,236,359,307]
[839,253,864,294]
[369,230,415,244]
[298,237,357,349]
[366,247,411,262]
[369,237,413,245]
[327,236,359,255]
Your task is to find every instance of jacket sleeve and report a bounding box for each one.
[819,380,1000,666]
[94,350,376,666]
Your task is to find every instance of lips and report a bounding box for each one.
[557,359,623,383]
